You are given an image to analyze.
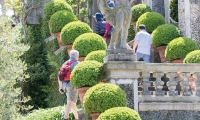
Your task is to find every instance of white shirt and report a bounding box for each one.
[134,30,152,55]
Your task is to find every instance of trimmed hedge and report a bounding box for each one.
[44,0,73,20]
[165,37,199,61]
[84,50,106,63]
[136,12,165,33]
[49,10,78,33]
[71,61,104,88]
[131,4,152,23]
[60,21,93,45]
[97,107,141,120]
[152,24,180,47]
[83,83,127,114]
[183,50,200,63]
[72,33,107,57]
[127,24,135,42]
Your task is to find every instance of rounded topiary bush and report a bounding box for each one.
[49,10,78,33]
[136,12,165,33]
[152,24,180,47]
[72,33,107,57]
[131,4,152,23]
[71,61,103,88]
[165,37,199,61]
[84,50,106,63]
[127,25,135,42]
[44,0,73,20]
[60,21,93,45]
[183,50,200,63]
[97,107,141,120]
[83,83,127,114]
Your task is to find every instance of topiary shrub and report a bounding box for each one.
[71,61,104,88]
[183,50,200,63]
[152,24,180,47]
[72,33,107,57]
[97,107,141,120]
[44,0,73,21]
[49,10,78,33]
[83,83,127,114]
[131,4,152,23]
[127,24,135,42]
[136,12,165,33]
[60,21,93,45]
[84,50,106,63]
[165,37,199,61]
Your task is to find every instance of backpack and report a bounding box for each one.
[58,60,77,81]
[108,26,114,36]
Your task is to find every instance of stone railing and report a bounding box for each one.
[104,61,200,112]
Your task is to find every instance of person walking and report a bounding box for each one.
[58,50,80,120]
[93,12,106,37]
[133,24,152,63]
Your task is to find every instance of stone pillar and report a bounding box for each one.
[166,72,178,96]
[180,72,191,96]
[178,0,200,47]
[153,72,165,96]
[195,72,200,97]
[142,72,151,95]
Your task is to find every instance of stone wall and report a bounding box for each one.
[178,0,200,47]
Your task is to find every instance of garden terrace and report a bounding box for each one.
[104,61,200,112]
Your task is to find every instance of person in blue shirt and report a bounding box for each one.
[58,50,79,120]
[93,12,106,36]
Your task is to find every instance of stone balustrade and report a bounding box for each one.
[104,60,200,112]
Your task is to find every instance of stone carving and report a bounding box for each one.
[97,0,133,49]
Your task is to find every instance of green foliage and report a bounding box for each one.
[136,12,165,33]
[170,0,178,22]
[183,50,200,63]
[127,24,135,42]
[97,107,141,120]
[71,61,104,88]
[84,50,106,63]
[152,24,180,47]
[61,21,93,45]
[24,106,75,120]
[165,37,199,61]
[0,16,29,120]
[21,24,50,110]
[50,10,78,33]
[72,33,107,57]
[44,0,73,20]
[83,83,127,114]
[131,4,152,22]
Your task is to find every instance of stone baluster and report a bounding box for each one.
[142,72,151,96]
[153,72,164,96]
[195,72,200,97]
[166,72,178,96]
[180,72,191,96]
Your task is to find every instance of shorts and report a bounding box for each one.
[63,86,78,102]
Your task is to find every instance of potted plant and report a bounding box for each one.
[60,21,93,55]
[131,4,151,32]
[152,24,180,62]
[97,107,141,120]
[49,10,78,47]
[83,83,127,120]
[165,37,199,63]
[44,0,73,21]
[72,33,107,61]
[136,12,165,33]
[183,50,200,63]
[70,61,104,107]
[84,50,106,63]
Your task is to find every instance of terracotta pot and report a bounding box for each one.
[77,87,90,107]
[79,57,85,62]
[171,59,183,63]
[54,32,64,47]
[90,113,101,120]
[66,44,73,55]
[157,46,167,63]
